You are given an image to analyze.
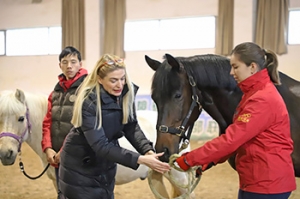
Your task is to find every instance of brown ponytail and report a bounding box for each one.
[231,42,281,85]
[264,49,281,85]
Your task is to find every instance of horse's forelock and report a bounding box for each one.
[0,90,47,122]
[0,91,25,117]
[151,61,181,101]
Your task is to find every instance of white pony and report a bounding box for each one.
[0,89,192,198]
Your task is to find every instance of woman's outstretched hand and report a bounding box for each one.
[138,152,171,174]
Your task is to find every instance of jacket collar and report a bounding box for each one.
[100,84,129,104]
[58,68,88,90]
[238,68,271,93]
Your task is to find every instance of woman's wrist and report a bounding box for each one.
[137,155,144,164]
[145,150,155,155]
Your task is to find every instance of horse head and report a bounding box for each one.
[145,54,202,162]
[0,89,31,165]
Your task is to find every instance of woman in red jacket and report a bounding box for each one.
[176,42,296,199]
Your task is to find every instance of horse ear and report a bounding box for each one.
[145,55,161,71]
[165,54,181,72]
[15,89,25,103]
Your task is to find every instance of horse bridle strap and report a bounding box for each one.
[0,105,32,152]
[156,94,198,139]
[157,65,201,142]
[0,104,49,180]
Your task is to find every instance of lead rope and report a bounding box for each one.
[18,152,50,180]
[148,144,201,199]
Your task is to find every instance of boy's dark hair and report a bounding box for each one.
[59,46,82,62]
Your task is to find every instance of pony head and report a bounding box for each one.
[0,89,31,165]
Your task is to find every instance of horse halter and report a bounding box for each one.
[0,105,32,152]
[156,64,202,144]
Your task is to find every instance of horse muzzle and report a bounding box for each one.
[0,148,17,165]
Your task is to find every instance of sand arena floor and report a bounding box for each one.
[1,141,300,199]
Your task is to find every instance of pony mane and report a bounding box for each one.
[176,54,238,90]
[24,92,48,123]
[0,90,48,123]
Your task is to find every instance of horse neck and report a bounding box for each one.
[23,93,48,158]
[202,88,242,134]
[276,77,300,123]
[278,72,300,102]
[186,59,241,134]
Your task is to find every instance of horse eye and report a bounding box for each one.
[174,93,181,99]
[18,116,25,122]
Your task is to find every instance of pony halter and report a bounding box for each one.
[0,106,32,152]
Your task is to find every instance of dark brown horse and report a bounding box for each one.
[145,53,300,177]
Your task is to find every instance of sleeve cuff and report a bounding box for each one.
[176,156,191,171]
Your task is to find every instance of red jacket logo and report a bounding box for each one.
[237,113,251,123]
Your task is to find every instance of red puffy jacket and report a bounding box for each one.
[185,69,296,194]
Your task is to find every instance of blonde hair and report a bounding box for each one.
[71,54,135,129]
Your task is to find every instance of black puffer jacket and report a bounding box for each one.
[59,84,154,199]
[51,75,86,152]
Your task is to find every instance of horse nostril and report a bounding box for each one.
[163,147,169,155]
[5,149,13,159]
[158,147,170,163]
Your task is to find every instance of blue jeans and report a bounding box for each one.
[238,189,291,199]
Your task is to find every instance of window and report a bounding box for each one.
[288,10,300,45]
[0,31,4,55]
[159,17,215,50]
[125,20,160,51]
[124,16,216,51]
[48,27,62,55]
[4,26,61,56]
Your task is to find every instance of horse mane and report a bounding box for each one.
[176,54,238,91]
[0,90,48,123]
[151,54,239,101]
[25,92,48,123]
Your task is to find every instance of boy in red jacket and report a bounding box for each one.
[41,46,87,198]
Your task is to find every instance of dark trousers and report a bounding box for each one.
[55,167,63,199]
[238,189,291,199]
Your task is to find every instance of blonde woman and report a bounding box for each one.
[58,54,170,199]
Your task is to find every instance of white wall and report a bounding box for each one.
[0,0,100,94]
[125,0,218,94]
[0,0,299,95]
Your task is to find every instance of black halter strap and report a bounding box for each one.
[156,64,202,143]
